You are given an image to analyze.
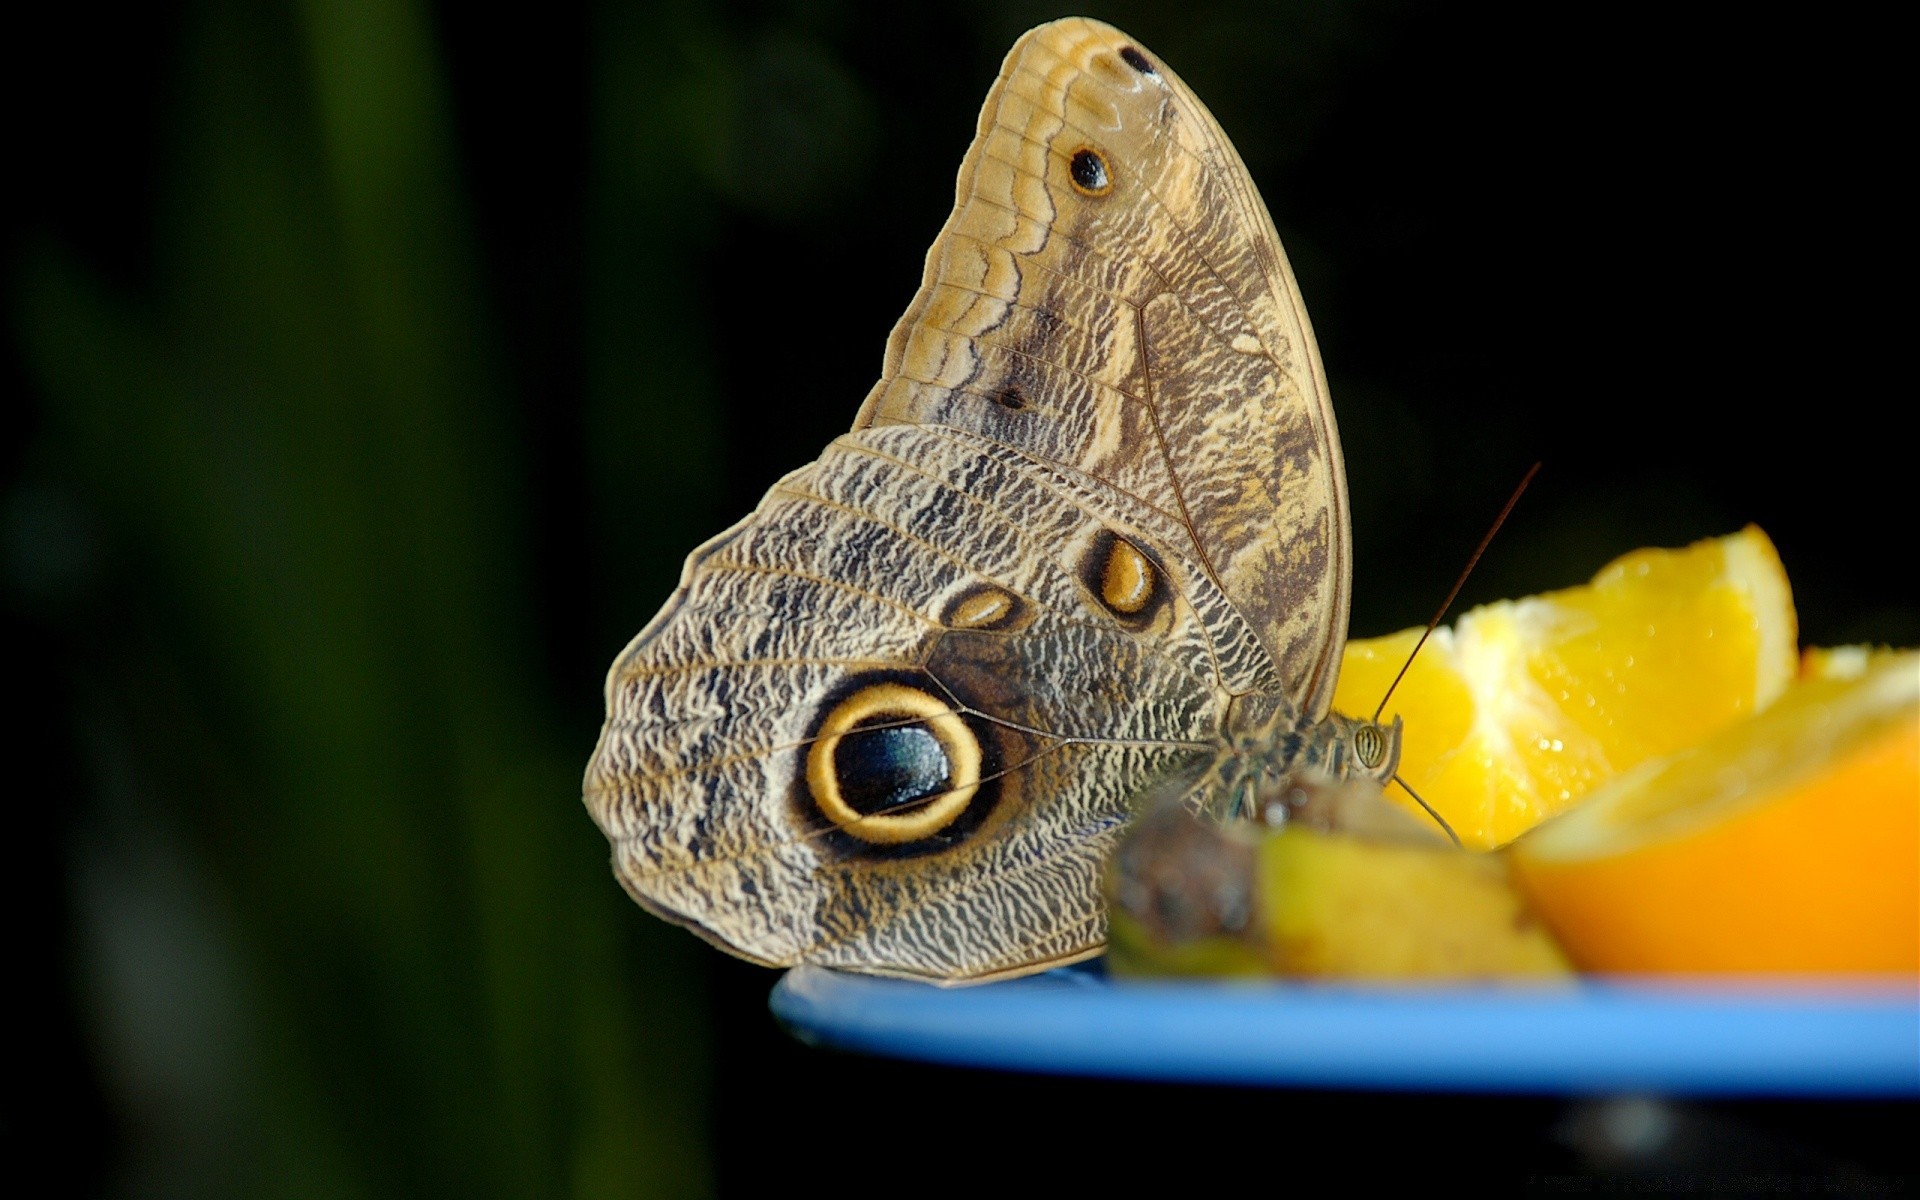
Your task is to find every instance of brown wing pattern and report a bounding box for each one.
[585,20,1355,982]
[855,18,1352,718]
[589,424,1269,980]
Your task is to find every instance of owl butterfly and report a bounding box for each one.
[584,17,1402,983]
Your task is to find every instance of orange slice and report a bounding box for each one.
[1508,654,1918,973]
[1333,527,1798,848]
[1801,643,1904,681]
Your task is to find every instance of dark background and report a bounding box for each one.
[8,1,1913,1195]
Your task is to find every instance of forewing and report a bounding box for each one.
[856,17,1353,717]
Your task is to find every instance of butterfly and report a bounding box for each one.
[583,17,1402,983]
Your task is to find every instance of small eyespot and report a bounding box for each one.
[1119,46,1156,74]
[1081,530,1163,626]
[805,683,981,844]
[1101,540,1153,614]
[943,585,1025,631]
[1354,724,1385,769]
[1069,148,1111,196]
[994,385,1025,410]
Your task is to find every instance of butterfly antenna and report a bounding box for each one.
[1372,462,1541,724]
[1393,774,1461,847]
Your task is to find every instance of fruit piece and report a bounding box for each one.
[1333,526,1798,848]
[1106,804,1273,979]
[1106,778,1571,981]
[1256,828,1573,980]
[1509,654,1919,974]
[1800,643,1902,681]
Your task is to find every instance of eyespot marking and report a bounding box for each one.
[943,585,1026,632]
[1085,531,1160,620]
[1069,147,1112,196]
[805,683,980,845]
[1119,46,1155,74]
[994,384,1025,410]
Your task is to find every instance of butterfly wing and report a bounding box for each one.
[586,19,1353,981]
[588,423,1272,979]
[858,16,1352,717]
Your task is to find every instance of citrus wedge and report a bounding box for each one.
[1801,643,1904,682]
[1508,654,1919,974]
[1106,780,1572,981]
[1333,527,1798,848]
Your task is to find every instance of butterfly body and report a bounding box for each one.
[585,19,1400,983]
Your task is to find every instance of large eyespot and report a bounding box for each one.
[805,683,981,844]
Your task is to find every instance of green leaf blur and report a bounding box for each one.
[14,0,722,1194]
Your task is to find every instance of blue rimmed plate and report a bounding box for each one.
[771,964,1919,1096]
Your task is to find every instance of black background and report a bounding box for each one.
[9,1,1913,1194]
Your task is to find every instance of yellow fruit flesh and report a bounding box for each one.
[1257,829,1572,980]
[1521,659,1914,853]
[1510,655,1919,973]
[1105,912,1271,979]
[1333,528,1797,848]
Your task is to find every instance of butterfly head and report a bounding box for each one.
[1347,713,1403,785]
[1304,710,1404,788]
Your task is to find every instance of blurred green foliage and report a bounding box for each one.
[14,0,726,1194]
